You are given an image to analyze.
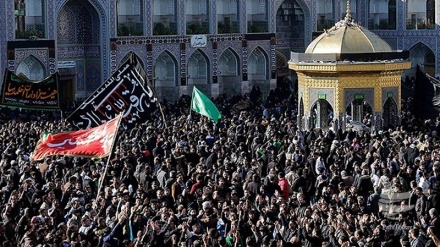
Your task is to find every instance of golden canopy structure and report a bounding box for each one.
[289,1,411,131]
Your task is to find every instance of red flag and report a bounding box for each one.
[31,114,122,161]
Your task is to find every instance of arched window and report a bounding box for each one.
[155,52,176,81]
[217,0,239,34]
[153,0,177,35]
[382,97,398,129]
[248,47,267,79]
[218,49,238,76]
[16,55,45,81]
[117,0,144,36]
[247,0,268,33]
[276,0,305,52]
[188,50,208,80]
[15,0,46,39]
[186,0,210,34]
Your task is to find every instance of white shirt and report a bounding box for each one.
[418,177,431,192]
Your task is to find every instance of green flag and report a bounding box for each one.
[191,86,222,123]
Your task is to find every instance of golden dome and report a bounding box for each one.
[305,20,392,54]
[306,0,392,56]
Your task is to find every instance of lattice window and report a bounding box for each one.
[218,49,238,76]
[156,52,176,81]
[16,55,45,81]
[188,50,207,79]
[248,48,267,76]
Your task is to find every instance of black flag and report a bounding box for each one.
[414,65,440,120]
[67,53,157,129]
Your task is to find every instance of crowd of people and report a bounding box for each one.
[0,86,440,247]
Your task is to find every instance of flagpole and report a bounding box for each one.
[156,97,168,129]
[188,86,195,127]
[149,77,167,129]
[95,112,124,202]
[150,73,168,129]
[190,86,194,117]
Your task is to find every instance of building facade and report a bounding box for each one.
[0,0,438,103]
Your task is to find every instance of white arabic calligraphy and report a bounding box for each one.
[46,138,77,148]
[191,35,207,47]
[70,58,157,129]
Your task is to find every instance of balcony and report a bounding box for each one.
[153,22,177,35]
[218,21,239,34]
[368,19,396,30]
[15,24,45,39]
[117,22,143,36]
[247,21,268,33]
[186,22,209,34]
[406,19,435,30]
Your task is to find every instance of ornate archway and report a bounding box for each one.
[16,55,45,81]
[383,97,399,129]
[409,42,436,76]
[57,0,103,97]
[345,99,373,125]
[311,99,333,129]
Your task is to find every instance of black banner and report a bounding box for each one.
[1,69,60,109]
[414,65,440,120]
[67,54,157,129]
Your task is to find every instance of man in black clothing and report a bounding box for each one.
[405,143,419,166]
[415,187,427,220]
[357,169,374,199]
[367,187,381,216]
[134,163,154,193]
[281,219,301,246]
[427,187,440,213]
[302,220,323,247]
